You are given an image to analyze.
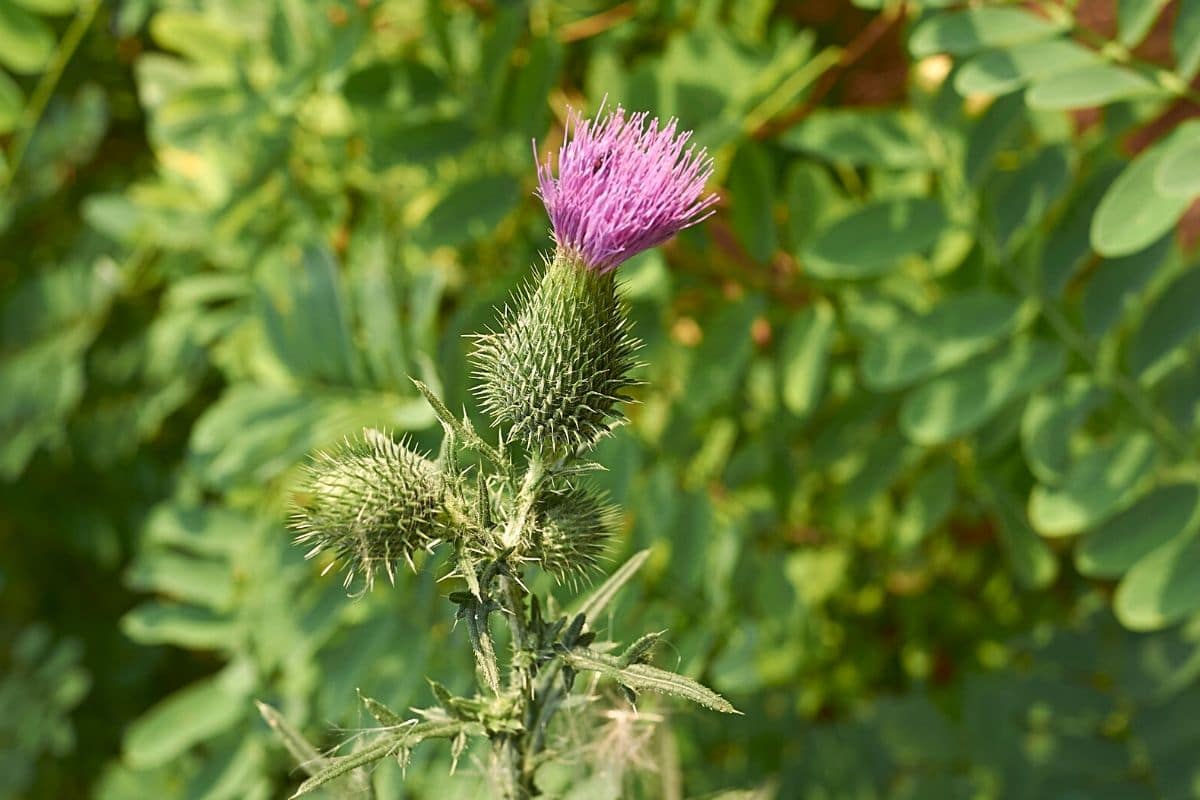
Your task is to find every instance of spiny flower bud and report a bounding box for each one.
[534,102,717,273]
[291,428,446,592]
[471,254,639,454]
[527,483,619,586]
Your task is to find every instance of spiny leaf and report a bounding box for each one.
[257,701,370,798]
[411,377,504,465]
[290,722,467,798]
[564,650,739,714]
[620,631,664,665]
[357,690,405,727]
[464,599,501,693]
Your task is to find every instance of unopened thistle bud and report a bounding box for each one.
[528,483,619,585]
[472,255,639,453]
[473,103,716,454]
[291,428,446,592]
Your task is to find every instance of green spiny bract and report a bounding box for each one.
[471,253,639,455]
[291,428,447,592]
[526,482,619,585]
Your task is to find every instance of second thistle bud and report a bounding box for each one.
[528,482,619,585]
[471,253,639,455]
[291,428,446,591]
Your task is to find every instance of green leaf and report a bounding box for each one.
[990,146,1071,252]
[1076,483,1200,578]
[1129,267,1200,376]
[189,386,432,490]
[783,162,846,251]
[684,295,762,415]
[345,220,410,390]
[410,378,502,465]
[0,0,56,73]
[899,337,1064,445]
[1026,63,1163,110]
[779,300,834,419]
[120,602,239,650]
[862,290,1024,391]
[1115,530,1200,630]
[564,650,739,714]
[804,197,948,279]
[123,668,250,768]
[505,34,562,138]
[843,432,912,507]
[1118,0,1170,47]
[1091,124,1199,257]
[1175,0,1200,80]
[143,503,249,557]
[259,245,361,386]
[727,141,778,263]
[954,39,1100,97]
[1021,377,1107,485]
[11,0,75,12]
[257,700,371,798]
[992,486,1059,589]
[1082,234,1172,339]
[778,109,930,169]
[1154,129,1200,197]
[909,7,1069,57]
[289,722,468,798]
[256,701,329,774]
[463,598,500,694]
[0,68,23,134]
[126,550,236,610]
[149,9,241,65]
[414,173,520,249]
[895,459,956,551]
[1028,432,1159,537]
[368,116,474,169]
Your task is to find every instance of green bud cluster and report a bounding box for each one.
[471,253,640,455]
[527,483,619,585]
[291,428,446,591]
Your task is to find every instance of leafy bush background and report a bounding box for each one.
[3,0,1200,797]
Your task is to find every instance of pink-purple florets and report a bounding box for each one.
[535,104,718,273]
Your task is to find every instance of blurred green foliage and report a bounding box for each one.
[3,0,1200,797]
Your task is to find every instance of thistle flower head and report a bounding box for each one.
[291,428,446,593]
[535,103,718,273]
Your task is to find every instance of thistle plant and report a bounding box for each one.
[268,104,733,799]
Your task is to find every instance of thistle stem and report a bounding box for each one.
[503,454,545,550]
[488,575,543,798]
[489,454,548,798]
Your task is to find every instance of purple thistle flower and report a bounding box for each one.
[534,103,718,273]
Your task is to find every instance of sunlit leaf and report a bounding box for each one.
[1028,433,1159,537]
[779,300,834,419]
[804,197,948,279]
[1076,483,1200,578]
[909,7,1069,57]
[899,337,1064,445]
[955,39,1100,97]
[1091,123,1199,257]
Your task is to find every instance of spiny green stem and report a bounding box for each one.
[503,453,545,550]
